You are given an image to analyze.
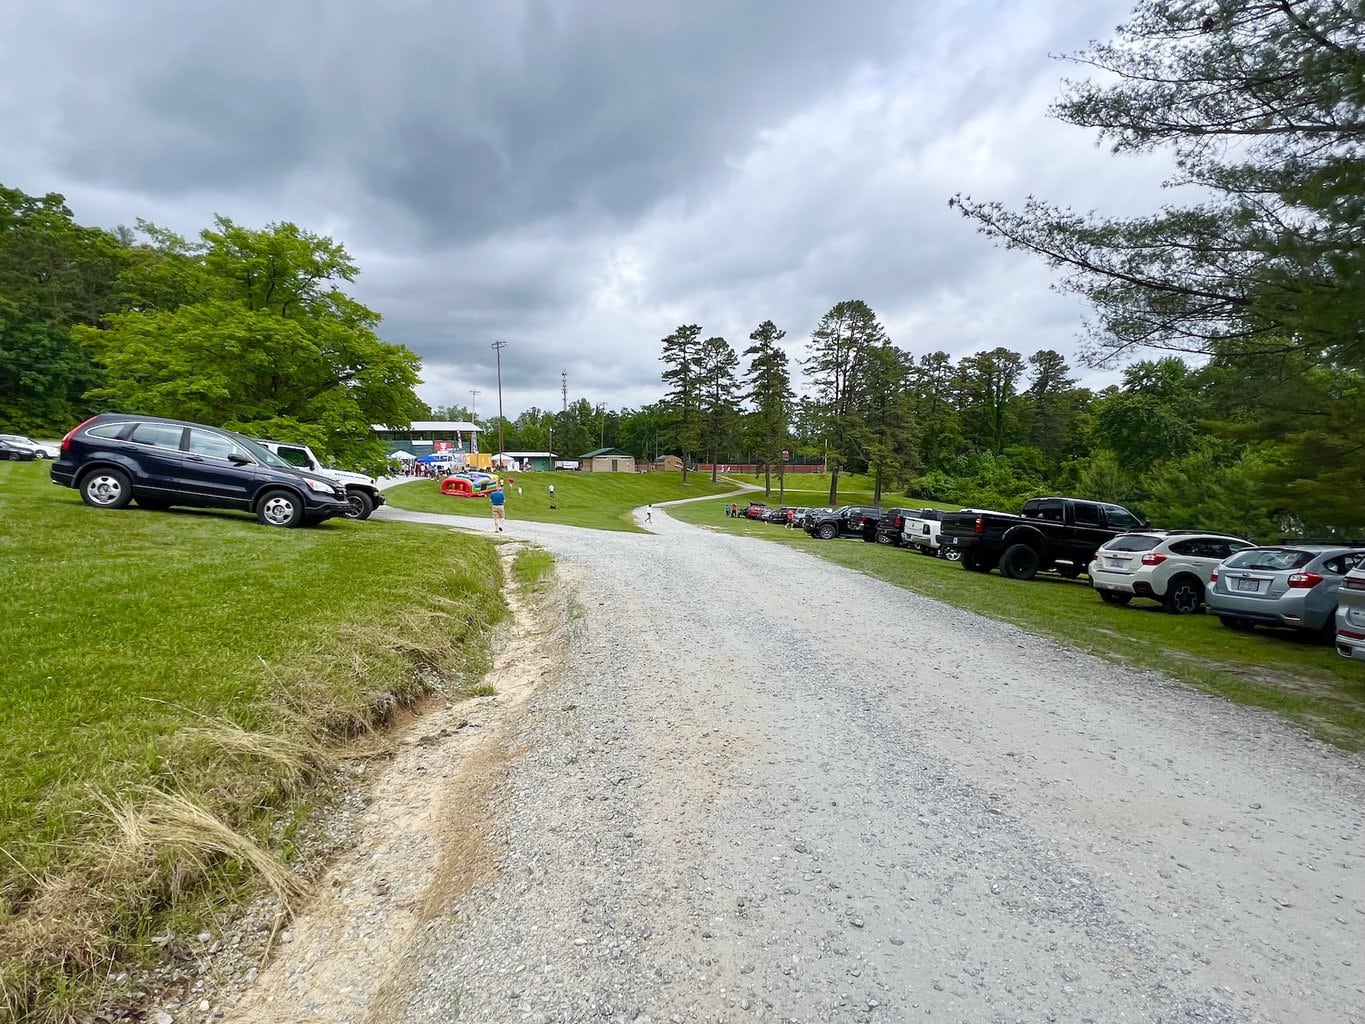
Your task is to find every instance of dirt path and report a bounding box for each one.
[220,505,1364,1024]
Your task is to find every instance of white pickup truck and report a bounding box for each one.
[254,440,385,520]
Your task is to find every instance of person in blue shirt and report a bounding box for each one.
[489,485,507,532]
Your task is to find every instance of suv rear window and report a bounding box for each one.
[1106,535,1162,552]
[1224,548,1315,571]
[130,422,186,449]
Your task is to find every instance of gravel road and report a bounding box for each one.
[300,501,1365,1023]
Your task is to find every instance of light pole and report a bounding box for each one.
[491,340,507,468]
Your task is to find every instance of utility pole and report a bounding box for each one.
[468,389,480,420]
[491,340,508,466]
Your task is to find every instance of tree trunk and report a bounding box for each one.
[828,466,840,507]
[764,464,771,498]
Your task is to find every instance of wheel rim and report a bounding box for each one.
[345,494,366,518]
[262,495,297,526]
[942,548,962,562]
[85,473,125,506]
[1171,583,1200,614]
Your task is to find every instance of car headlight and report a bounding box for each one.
[303,478,334,494]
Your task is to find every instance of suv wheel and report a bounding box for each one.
[1162,577,1203,615]
[875,531,894,545]
[816,523,837,540]
[999,543,1040,581]
[257,489,305,528]
[940,547,961,562]
[344,490,374,520]
[80,468,133,509]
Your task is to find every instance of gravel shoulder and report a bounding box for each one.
[226,503,1363,1024]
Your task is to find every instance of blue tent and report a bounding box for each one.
[416,454,451,464]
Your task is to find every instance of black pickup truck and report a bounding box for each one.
[804,505,881,541]
[939,497,1145,580]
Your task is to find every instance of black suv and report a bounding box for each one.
[50,413,351,528]
[804,505,882,541]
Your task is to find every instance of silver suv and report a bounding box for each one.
[1091,530,1253,614]
[1335,564,1365,663]
[1207,545,1365,638]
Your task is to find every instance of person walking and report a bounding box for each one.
[489,485,507,532]
[549,483,556,509]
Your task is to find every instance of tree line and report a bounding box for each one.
[0,189,424,469]
[3,0,1360,536]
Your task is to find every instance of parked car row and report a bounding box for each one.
[0,434,58,459]
[731,491,1365,663]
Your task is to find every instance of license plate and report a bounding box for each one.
[1235,578,1260,593]
[1107,557,1123,568]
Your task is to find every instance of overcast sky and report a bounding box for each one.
[0,0,1174,417]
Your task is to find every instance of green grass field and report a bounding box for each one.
[0,460,507,1018]
[384,469,734,530]
[668,498,1365,749]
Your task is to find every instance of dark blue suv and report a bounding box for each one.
[50,413,350,528]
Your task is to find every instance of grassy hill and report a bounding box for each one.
[384,469,733,531]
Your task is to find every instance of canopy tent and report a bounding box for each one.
[388,450,417,461]
[416,453,452,464]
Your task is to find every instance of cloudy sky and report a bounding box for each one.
[0,0,1174,417]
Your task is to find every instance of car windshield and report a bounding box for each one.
[235,434,294,470]
[1104,535,1162,552]
[1224,548,1316,572]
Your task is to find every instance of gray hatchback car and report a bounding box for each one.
[1206,545,1365,638]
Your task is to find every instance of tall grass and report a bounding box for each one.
[0,461,508,1020]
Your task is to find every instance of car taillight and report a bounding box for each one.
[974,516,984,535]
[894,515,903,528]
[1209,570,1219,583]
[1287,572,1324,589]
[1141,553,1167,566]
[1345,577,1365,591]
[61,416,97,453]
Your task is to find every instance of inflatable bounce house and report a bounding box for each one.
[440,470,499,498]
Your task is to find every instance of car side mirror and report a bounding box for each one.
[228,453,252,466]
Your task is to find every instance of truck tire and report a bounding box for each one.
[940,546,962,563]
[999,543,1040,581]
[961,550,995,573]
[344,489,375,520]
[816,523,837,540]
